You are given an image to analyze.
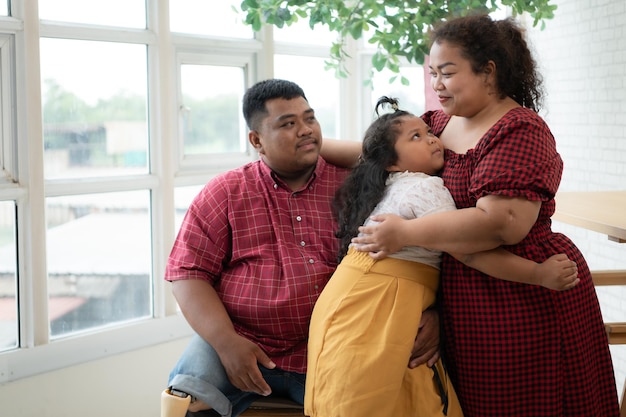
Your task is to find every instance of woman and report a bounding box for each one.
[306,97,578,417]
[323,14,620,417]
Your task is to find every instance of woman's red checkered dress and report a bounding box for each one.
[424,108,620,417]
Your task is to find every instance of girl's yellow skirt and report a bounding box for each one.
[305,250,463,417]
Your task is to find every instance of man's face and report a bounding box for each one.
[249,97,323,181]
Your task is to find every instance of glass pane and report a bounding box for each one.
[38,0,146,28]
[370,66,426,118]
[0,201,17,351]
[170,0,253,39]
[174,185,203,232]
[274,18,335,45]
[47,191,152,338]
[180,65,246,155]
[274,55,340,139]
[40,38,148,179]
[0,1,7,16]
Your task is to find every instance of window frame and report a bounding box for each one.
[0,1,363,384]
[0,33,16,185]
[174,50,257,176]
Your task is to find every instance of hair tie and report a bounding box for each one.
[391,102,399,111]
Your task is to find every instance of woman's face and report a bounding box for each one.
[428,40,492,118]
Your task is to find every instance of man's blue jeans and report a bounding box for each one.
[168,334,305,417]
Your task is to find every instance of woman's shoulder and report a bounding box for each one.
[499,107,547,128]
[422,109,451,135]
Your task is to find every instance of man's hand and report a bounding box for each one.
[409,309,440,368]
[216,333,276,396]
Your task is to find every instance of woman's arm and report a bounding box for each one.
[320,138,362,168]
[352,194,541,258]
[452,250,579,291]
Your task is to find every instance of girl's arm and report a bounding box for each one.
[320,138,361,168]
[452,250,579,291]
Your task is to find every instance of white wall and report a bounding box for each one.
[0,337,190,417]
[528,0,626,397]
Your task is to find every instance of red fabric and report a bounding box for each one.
[423,108,620,417]
[165,157,349,373]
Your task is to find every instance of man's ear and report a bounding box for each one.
[248,130,263,154]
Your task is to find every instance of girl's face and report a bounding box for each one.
[428,40,493,118]
[387,116,444,175]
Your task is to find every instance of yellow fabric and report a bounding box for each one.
[305,250,463,417]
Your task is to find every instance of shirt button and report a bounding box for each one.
[300,241,306,247]
[308,259,314,264]
[296,216,302,222]
[273,183,278,189]
[314,284,319,290]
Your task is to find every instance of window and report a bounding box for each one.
[38,0,146,28]
[274,54,340,140]
[369,66,426,122]
[180,64,246,155]
[177,57,252,175]
[40,38,149,179]
[0,34,15,185]
[1,0,390,380]
[0,31,17,352]
[46,191,152,338]
[0,201,17,350]
[170,0,253,39]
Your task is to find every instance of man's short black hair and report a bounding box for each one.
[243,79,308,131]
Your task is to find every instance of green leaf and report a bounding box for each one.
[234,0,558,79]
[372,52,386,72]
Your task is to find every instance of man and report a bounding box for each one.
[161,79,437,417]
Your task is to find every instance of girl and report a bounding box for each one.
[304,97,578,417]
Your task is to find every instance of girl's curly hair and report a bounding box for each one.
[333,96,412,261]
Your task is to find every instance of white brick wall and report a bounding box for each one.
[528,0,626,398]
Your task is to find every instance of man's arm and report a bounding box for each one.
[172,279,275,396]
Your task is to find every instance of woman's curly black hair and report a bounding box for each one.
[333,96,413,261]
[429,14,544,112]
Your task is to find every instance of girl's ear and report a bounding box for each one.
[386,163,400,172]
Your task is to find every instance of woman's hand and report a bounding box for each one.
[351,214,408,259]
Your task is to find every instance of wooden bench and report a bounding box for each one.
[239,397,304,416]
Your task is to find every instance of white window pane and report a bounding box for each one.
[40,39,149,179]
[38,0,146,28]
[46,191,152,338]
[0,201,17,351]
[0,2,7,16]
[274,18,335,45]
[180,65,246,155]
[370,66,426,118]
[170,0,253,38]
[0,33,15,184]
[174,185,203,232]
[274,55,339,139]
